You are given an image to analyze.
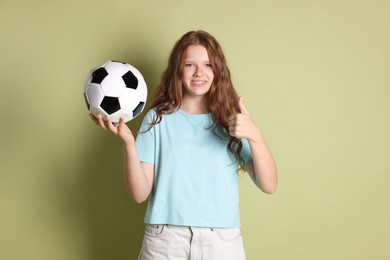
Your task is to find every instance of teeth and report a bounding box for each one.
[193,81,205,84]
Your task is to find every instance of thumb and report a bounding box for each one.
[238,97,249,115]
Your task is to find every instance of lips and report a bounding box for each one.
[191,80,206,86]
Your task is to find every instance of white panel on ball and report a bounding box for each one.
[100,75,126,97]
[104,61,130,76]
[90,106,108,119]
[119,88,141,111]
[86,83,105,107]
[109,109,134,123]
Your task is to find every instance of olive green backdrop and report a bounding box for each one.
[1,0,389,259]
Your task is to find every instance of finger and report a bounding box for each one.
[228,117,235,126]
[238,97,249,115]
[118,116,126,128]
[105,116,117,132]
[89,113,99,125]
[229,125,237,136]
[97,114,107,129]
[118,116,126,127]
[229,113,245,127]
[230,130,237,137]
[228,114,236,122]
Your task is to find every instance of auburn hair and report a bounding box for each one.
[148,30,244,167]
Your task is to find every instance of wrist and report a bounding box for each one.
[247,128,263,144]
[122,137,136,149]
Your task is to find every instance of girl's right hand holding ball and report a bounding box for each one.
[89,113,135,145]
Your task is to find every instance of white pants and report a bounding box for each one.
[138,224,246,260]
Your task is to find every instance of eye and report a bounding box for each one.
[205,63,213,68]
[184,63,194,67]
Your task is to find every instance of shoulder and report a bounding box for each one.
[140,108,157,123]
[140,107,175,127]
[144,107,157,117]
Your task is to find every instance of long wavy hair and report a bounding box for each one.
[148,30,244,167]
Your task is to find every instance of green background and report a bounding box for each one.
[1,0,389,259]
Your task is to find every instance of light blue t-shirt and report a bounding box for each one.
[135,109,252,228]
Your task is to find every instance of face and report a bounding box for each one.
[181,44,214,100]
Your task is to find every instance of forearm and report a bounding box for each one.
[122,141,153,203]
[247,129,278,194]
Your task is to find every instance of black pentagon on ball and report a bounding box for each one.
[101,96,121,114]
[132,101,145,117]
[91,67,108,84]
[122,70,138,89]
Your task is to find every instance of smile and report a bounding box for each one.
[192,80,206,86]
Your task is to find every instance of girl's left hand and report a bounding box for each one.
[228,97,261,141]
[229,97,278,194]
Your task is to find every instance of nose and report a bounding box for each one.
[193,66,204,77]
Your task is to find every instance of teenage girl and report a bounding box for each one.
[90,30,277,260]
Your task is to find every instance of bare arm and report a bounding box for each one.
[243,133,277,194]
[228,97,278,194]
[90,114,154,203]
[122,141,154,203]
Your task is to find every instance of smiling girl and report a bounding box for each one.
[90,30,277,260]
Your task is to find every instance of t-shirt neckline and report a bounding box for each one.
[177,109,211,118]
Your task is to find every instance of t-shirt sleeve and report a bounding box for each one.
[240,138,253,164]
[135,109,156,164]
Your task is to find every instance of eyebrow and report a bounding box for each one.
[184,60,211,62]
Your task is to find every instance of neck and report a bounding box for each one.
[180,95,209,114]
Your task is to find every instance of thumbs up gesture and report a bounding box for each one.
[228,97,260,141]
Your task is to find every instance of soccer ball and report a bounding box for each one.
[83,60,147,123]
